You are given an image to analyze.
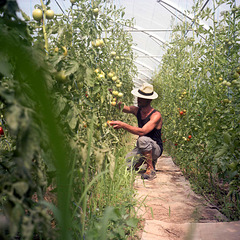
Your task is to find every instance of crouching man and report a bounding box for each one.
[110,83,163,180]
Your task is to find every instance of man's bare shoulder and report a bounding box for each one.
[151,110,162,129]
[151,110,162,120]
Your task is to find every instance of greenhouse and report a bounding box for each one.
[0,0,240,239]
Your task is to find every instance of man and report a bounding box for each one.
[110,83,163,180]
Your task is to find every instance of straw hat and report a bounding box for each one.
[131,83,158,99]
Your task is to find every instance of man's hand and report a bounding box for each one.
[117,101,123,110]
[109,121,124,129]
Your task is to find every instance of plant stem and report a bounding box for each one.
[40,0,49,53]
[82,115,94,238]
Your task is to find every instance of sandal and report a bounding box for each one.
[141,169,157,180]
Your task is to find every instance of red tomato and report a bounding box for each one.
[188,135,192,139]
[179,111,184,115]
[0,127,4,136]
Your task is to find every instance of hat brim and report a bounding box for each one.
[131,88,158,99]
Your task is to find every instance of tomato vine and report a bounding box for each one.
[0,0,138,239]
[153,0,240,220]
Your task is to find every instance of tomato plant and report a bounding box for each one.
[153,0,240,220]
[1,0,138,239]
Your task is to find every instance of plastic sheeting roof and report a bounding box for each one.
[17,0,238,87]
[119,0,240,87]
[120,0,196,86]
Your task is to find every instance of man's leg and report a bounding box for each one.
[136,136,159,180]
[141,149,156,180]
[152,145,163,170]
[126,137,162,176]
[126,146,144,170]
[142,149,154,170]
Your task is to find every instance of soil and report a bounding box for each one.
[133,154,240,240]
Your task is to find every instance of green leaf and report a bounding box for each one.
[48,54,64,66]
[0,53,12,77]
[100,86,106,104]
[214,144,228,158]
[100,206,116,240]
[66,107,78,129]
[55,96,67,116]
[85,67,94,87]
[10,204,24,237]
[13,182,29,197]
[4,0,19,16]
[92,85,100,95]
[84,98,94,107]
[65,60,79,76]
[42,151,56,172]
[20,10,30,21]
[223,132,231,144]
[5,105,22,132]
[126,218,138,228]
[117,228,125,238]
[39,201,61,223]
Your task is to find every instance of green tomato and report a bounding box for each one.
[95,39,101,47]
[93,8,99,16]
[32,9,43,21]
[232,71,239,79]
[222,80,227,85]
[110,51,116,56]
[46,9,54,19]
[97,74,105,80]
[232,80,238,84]
[108,72,114,78]
[236,67,240,74]
[55,71,67,83]
[77,82,83,89]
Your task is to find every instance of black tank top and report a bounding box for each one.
[137,109,163,148]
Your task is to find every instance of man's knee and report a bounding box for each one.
[137,136,152,152]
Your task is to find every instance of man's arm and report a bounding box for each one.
[110,111,161,135]
[118,102,138,116]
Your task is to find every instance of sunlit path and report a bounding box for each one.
[134,155,240,240]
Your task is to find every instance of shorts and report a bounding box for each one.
[126,136,163,168]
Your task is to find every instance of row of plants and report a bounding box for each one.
[0,0,140,239]
[153,0,240,220]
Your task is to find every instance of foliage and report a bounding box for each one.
[153,0,240,220]
[0,0,139,239]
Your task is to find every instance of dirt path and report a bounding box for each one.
[134,154,240,240]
